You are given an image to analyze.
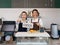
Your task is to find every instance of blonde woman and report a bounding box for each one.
[17,11,28,32]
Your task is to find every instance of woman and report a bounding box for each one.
[17,11,28,32]
[30,9,43,30]
[17,11,27,23]
[29,9,44,39]
[17,11,29,40]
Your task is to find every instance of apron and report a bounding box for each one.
[31,18,40,30]
[18,20,27,32]
[30,18,40,38]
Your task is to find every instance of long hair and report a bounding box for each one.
[19,11,27,19]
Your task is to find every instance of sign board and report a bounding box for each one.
[22,23,33,28]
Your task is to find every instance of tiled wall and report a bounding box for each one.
[0,8,60,29]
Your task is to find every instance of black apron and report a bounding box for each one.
[18,21,27,32]
[31,18,40,30]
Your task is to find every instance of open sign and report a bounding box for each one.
[22,23,33,28]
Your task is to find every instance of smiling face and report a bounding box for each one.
[32,11,38,18]
[21,11,27,20]
[21,13,27,19]
[32,9,39,18]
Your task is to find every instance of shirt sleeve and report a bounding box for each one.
[39,19,44,27]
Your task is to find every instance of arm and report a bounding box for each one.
[36,19,43,28]
[15,18,21,32]
[39,19,44,27]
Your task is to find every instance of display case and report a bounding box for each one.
[15,32,50,45]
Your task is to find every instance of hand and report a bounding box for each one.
[36,23,40,26]
[36,23,41,27]
[17,19,21,22]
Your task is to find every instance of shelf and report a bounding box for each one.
[16,42,47,45]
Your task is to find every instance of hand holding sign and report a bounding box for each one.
[22,23,33,28]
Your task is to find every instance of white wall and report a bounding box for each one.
[0,8,60,29]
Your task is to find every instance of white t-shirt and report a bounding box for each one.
[16,18,28,31]
[16,18,43,30]
[29,18,43,27]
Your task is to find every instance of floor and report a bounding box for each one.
[0,38,60,45]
